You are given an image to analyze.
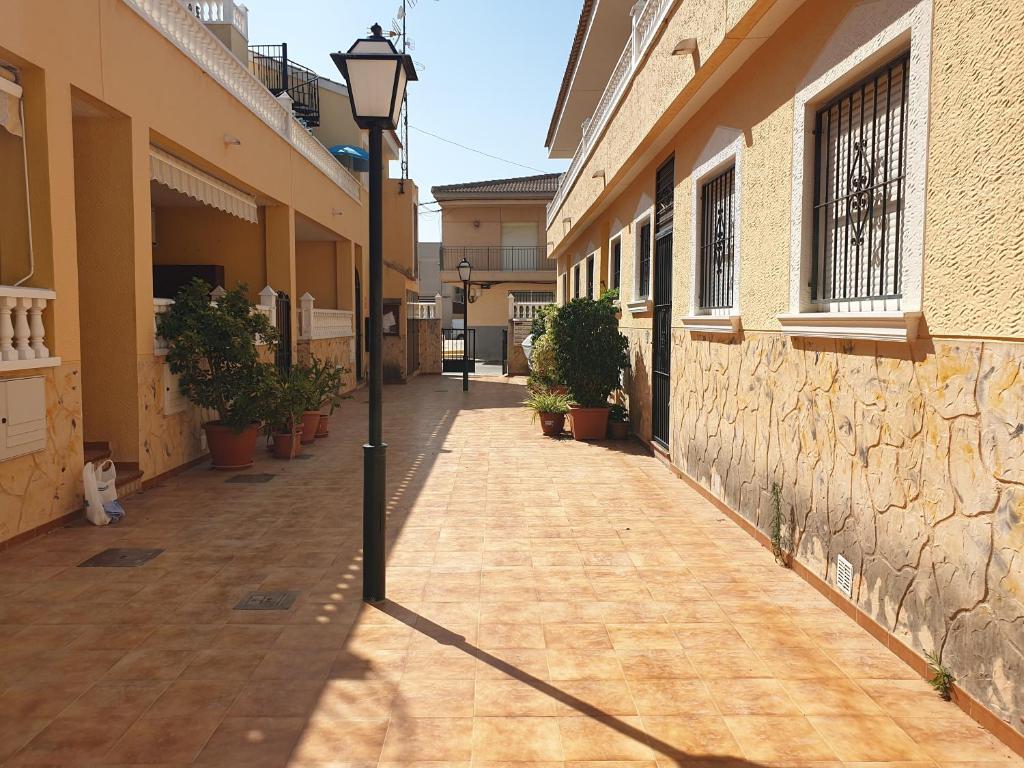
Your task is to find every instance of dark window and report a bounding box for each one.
[699,166,736,309]
[812,52,909,303]
[573,264,580,298]
[612,239,621,290]
[561,271,568,305]
[586,256,594,298]
[638,220,651,298]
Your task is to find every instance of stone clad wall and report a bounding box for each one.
[416,319,442,375]
[298,337,357,393]
[138,357,205,481]
[626,331,1024,734]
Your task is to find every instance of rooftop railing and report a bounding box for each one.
[440,246,552,273]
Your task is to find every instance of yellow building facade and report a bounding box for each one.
[0,0,421,545]
[547,0,1024,746]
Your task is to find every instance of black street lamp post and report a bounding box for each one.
[457,258,472,391]
[332,25,416,603]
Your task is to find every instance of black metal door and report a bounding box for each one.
[407,314,419,374]
[652,157,674,448]
[355,271,363,380]
[442,328,476,373]
[501,328,508,375]
[275,290,292,372]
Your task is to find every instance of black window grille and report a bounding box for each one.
[586,256,594,298]
[612,239,621,290]
[512,290,555,303]
[638,221,651,297]
[573,264,580,298]
[699,166,736,309]
[561,272,568,305]
[812,52,909,304]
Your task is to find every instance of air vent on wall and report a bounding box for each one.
[836,554,854,598]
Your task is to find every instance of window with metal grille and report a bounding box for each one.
[612,239,621,290]
[586,255,594,298]
[573,264,580,298]
[561,272,568,305]
[637,220,651,298]
[699,166,736,310]
[812,52,909,304]
[511,291,555,303]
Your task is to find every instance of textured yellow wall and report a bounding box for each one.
[0,128,31,285]
[441,202,548,248]
[296,240,339,309]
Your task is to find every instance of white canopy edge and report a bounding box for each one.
[149,146,257,223]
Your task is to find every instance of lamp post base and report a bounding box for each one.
[362,441,388,603]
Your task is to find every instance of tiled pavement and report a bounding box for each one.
[0,374,1020,767]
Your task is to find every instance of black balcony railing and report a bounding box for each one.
[440,246,552,273]
[249,43,320,128]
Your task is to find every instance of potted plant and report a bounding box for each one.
[292,363,322,445]
[261,366,308,459]
[307,356,347,438]
[551,295,629,440]
[523,391,572,437]
[158,279,278,470]
[526,306,566,394]
[608,403,630,439]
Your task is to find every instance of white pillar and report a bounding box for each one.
[13,298,31,359]
[210,285,227,302]
[0,296,14,361]
[28,298,49,359]
[258,285,277,327]
[299,292,315,340]
[434,293,443,321]
[507,292,515,320]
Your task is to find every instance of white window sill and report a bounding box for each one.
[777,311,922,342]
[681,315,741,335]
[626,298,652,315]
[0,357,61,373]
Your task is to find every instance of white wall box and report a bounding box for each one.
[0,376,47,461]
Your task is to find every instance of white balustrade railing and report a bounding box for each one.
[182,0,248,37]
[154,284,278,352]
[298,293,354,340]
[409,294,443,320]
[0,286,57,369]
[507,295,552,322]
[124,0,359,201]
[547,0,675,227]
[153,298,175,355]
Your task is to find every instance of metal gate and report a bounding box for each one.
[406,314,419,374]
[442,328,475,373]
[501,328,508,375]
[652,157,674,448]
[275,290,292,372]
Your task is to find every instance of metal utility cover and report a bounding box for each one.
[226,473,276,483]
[79,548,164,568]
[234,591,299,611]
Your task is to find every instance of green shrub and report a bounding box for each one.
[307,355,348,413]
[157,279,278,431]
[522,391,573,419]
[551,296,628,408]
[260,366,311,435]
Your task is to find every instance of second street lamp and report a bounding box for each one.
[331,25,417,604]
[457,258,472,391]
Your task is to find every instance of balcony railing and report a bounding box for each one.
[440,246,552,273]
[0,286,58,371]
[249,43,320,128]
[125,0,359,201]
[298,293,354,340]
[182,0,248,38]
[409,294,443,320]
[547,0,675,227]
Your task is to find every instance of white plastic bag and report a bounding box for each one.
[97,460,118,504]
[83,461,111,526]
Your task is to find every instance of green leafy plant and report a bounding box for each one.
[609,403,629,423]
[306,356,348,414]
[550,296,628,408]
[600,287,620,303]
[926,649,955,700]
[157,279,278,431]
[770,482,786,565]
[260,366,310,436]
[522,391,573,422]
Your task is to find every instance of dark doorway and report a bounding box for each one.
[652,156,674,448]
[275,291,292,371]
[442,328,476,373]
[355,270,363,380]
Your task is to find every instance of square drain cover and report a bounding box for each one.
[226,473,276,484]
[79,548,164,568]
[234,591,299,611]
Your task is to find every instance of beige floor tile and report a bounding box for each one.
[146,678,242,717]
[380,716,474,762]
[558,715,654,761]
[544,623,612,649]
[474,678,558,716]
[896,717,1022,762]
[548,650,625,681]
[395,678,475,717]
[641,714,744,761]
[782,677,885,715]
[606,624,682,650]
[704,677,801,716]
[472,716,565,761]
[807,715,930,761]
[180,649,265,681]
[193,716,306,766]
[10,714,135,765]
[106,716,222,764]
[0,680,93,719]
[553,678,639,716]
[479,622,547,649]
[724,714,839,760]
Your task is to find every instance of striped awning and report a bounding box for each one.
[149,146,257,223]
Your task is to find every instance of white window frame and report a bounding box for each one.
[683,129,743,335]
[627,208,654,313]
[781,0,931,342]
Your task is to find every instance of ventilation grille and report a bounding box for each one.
[836,554,854,598]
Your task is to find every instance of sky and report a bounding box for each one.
[242,0,580,241]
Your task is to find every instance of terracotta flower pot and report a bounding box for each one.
[300,411,320,444]
[538,412,565,437]
[315,413,330,438]
[272,429,302,459]
[203,422,259,470]
[569,407,610,440]
[609,421,630,440]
